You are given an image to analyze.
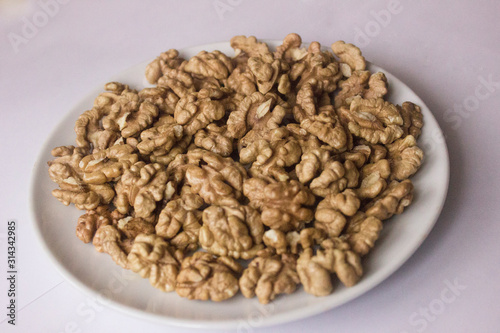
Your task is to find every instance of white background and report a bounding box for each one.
[1,0,499,332]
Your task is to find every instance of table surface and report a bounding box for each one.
[1,1,499,332]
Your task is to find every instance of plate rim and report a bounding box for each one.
[30,39,450,329]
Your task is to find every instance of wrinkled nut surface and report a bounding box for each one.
[176,252,242,301]
[48,33,426,302]
[240,254,299,304]
[199,205,264,259]
[127,234,182,292]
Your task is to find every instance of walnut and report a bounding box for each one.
[275,33,307,63]
[176,252,243,301]
[174,91,226,135]
[262,229,299,255]
[93,225,128,269]
[365,179,414,220]
[127,234,182,292]
[261,228,325,255]
[241,137,302,182]
[309,160,359,197]
[114,162,168,218]
[247,54,281,94]
[344,212,383,256]
[76,206,115,243]
[230,35,270,58]
[299,107,347,151]
[79,144,138,184]
[136,115,184,156]
[355,172,388,199]
[227,67,257,96]
[199,205,264,259]
[331,41,366,72]
[184,149,247,207]
[290,42,342,93]
[98,86,161,139]
[244,178,315,232]
[48,146,115,210]
[74,107,120,151]
[240,254,300,304]
[149,134,192,166]
[387,135,424,180]
[399,102,424,139]
[334,70,370,107]
[156,191,203,251]
[227,92,288,140]
[184,50,233,81]
[116,216,155,239]
[297,239,363,296]
[193,123,233,157]
[48,33,427,303]
[339,96,404,144]
[138,87,180,115]
[145,49,185,84]
[341,144,371,169]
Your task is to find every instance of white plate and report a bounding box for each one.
[30,40,450,329]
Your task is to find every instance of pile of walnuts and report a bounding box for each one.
[48,33,424,304]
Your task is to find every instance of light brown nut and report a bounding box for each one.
[275,33,307,62]
[247,54,281,94]
[227,67,257,96]
[174,91,226,135]
[241,137,302,182]
[138,87,180,115]
[74,107,120,151]
[240,254,300,304]
[364,179,414,220]
[145,49,185,84]
[334,70,371,108]
[184,149,247,207]
[127,234,182,292]
[364,72,388,100]
[98,87,160,139]
[341,144,371,169]
[331,41,366,72]
[194,123,233,157]
[309,160,359,197]
[156,193,204,251]
[176,252,243,301]
[361,159,391,180]
[355,172,388,199]
[137,115,184,156]
[149,134,192,166]
[116,216,155,240]
[244,178,315,232]
[184,50,233,80]
[300,107,347,151]
[75,206,114,243]
[227,92,288,140]
[93,225,128,269]
[48,146,115,210]
[344,212,383,256]
[114,162,168,218]
[199,205,264,259]
[296,148,331,184]
[231,35,271,58]
[79,144,138,184]
[399,102,424,139]
[262,229,299,255]
[339,96,404,144]
[291,42,343,94]
[387,135,424,180]
[297,238,363,297]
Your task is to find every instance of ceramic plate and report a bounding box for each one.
[30,40,449,329]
